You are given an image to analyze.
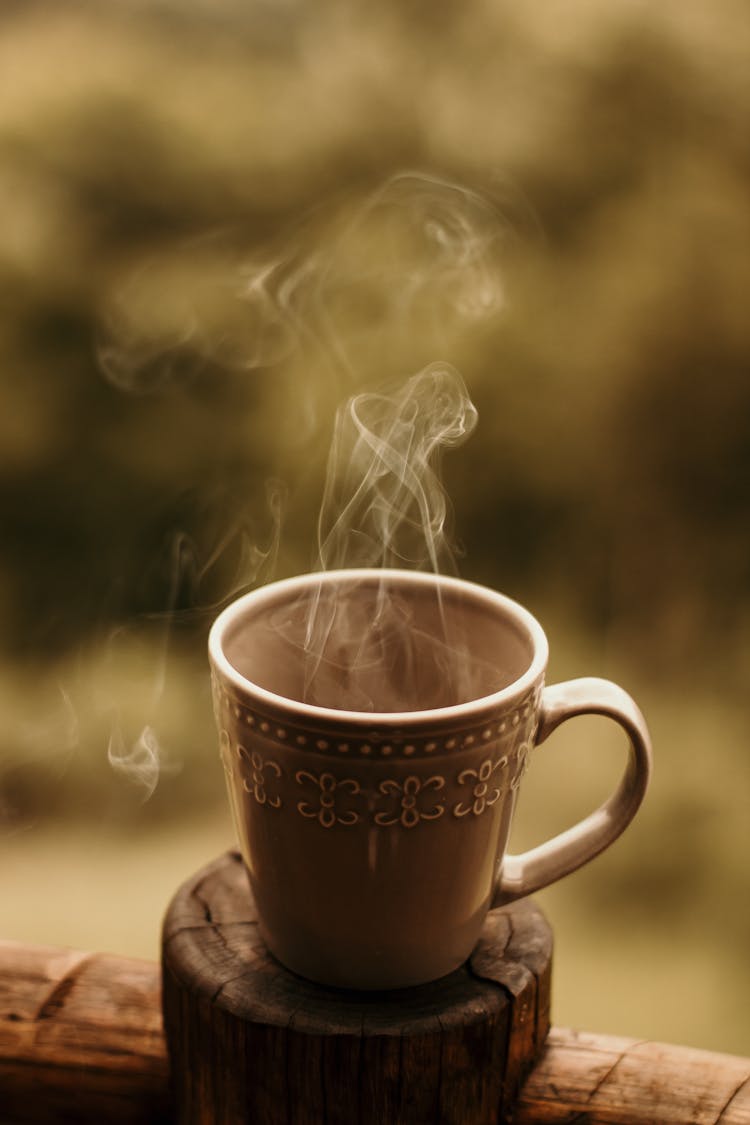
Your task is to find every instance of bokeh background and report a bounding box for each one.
[1,0,748,1055]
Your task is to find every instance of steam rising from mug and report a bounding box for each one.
[297,364,483,712]
[316,364,477,574]
[98,171,511,729]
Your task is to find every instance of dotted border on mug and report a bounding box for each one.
[213,681,541,760]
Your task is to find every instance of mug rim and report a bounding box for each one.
[208,568,548,729]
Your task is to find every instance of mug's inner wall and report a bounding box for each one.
[222,575,535,713]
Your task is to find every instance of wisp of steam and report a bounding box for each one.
[99,171,511,748]
[315,364,477,575]
[290,363,488,712]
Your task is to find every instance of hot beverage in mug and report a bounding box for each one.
[209,568,651,990]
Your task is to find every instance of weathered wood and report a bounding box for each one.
[0,939,169,1124]
[1,939,749,1124]
[514,1026,750,1125]
[161,851,553,1125]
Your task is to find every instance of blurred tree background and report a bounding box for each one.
[1,0,748,1053]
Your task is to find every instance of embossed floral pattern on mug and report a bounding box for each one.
[296,769,361,827]
[218,729,533,827]
[374,775,445,828]
[454,755,507,817]
[237,745,282,809]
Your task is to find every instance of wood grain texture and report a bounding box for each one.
[0,939,169,1124]
[514,1027,750,1125]
[2,923,749,1123]
[161,851,553,1125]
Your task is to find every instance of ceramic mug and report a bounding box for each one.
[209,568,652,990]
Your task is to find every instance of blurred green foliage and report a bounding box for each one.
[0,0,748,1052]
[1,0,747,670]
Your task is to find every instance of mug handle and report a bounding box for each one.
[492,677,652,907]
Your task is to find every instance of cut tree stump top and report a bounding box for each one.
[161,850,553,1124]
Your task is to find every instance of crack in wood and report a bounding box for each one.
[396,1026,405,1119]
[463,958,517,1012]
[34,953,93,1022]
[464,955,515,1002]
[209,923,237,958]
[433,1013,445,1125]
[357,1013,366,1124]
[6,1050,166,1075]
[320,1027,329,1124]
[191,884,214,924]
[715,1073,750,1124]
[284,1002,305,1125]
[506,916,516,947]
[564,1040,650,1123]
[464,918,515,998]
[181,893,250,964]
[163,920,259,947]
[586,1040,649,1103]
[210,970,253,1003]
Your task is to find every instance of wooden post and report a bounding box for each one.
[161,851,553,1125]
[1,936,749,1124]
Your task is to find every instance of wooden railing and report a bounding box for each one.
[1,939,748,1124]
